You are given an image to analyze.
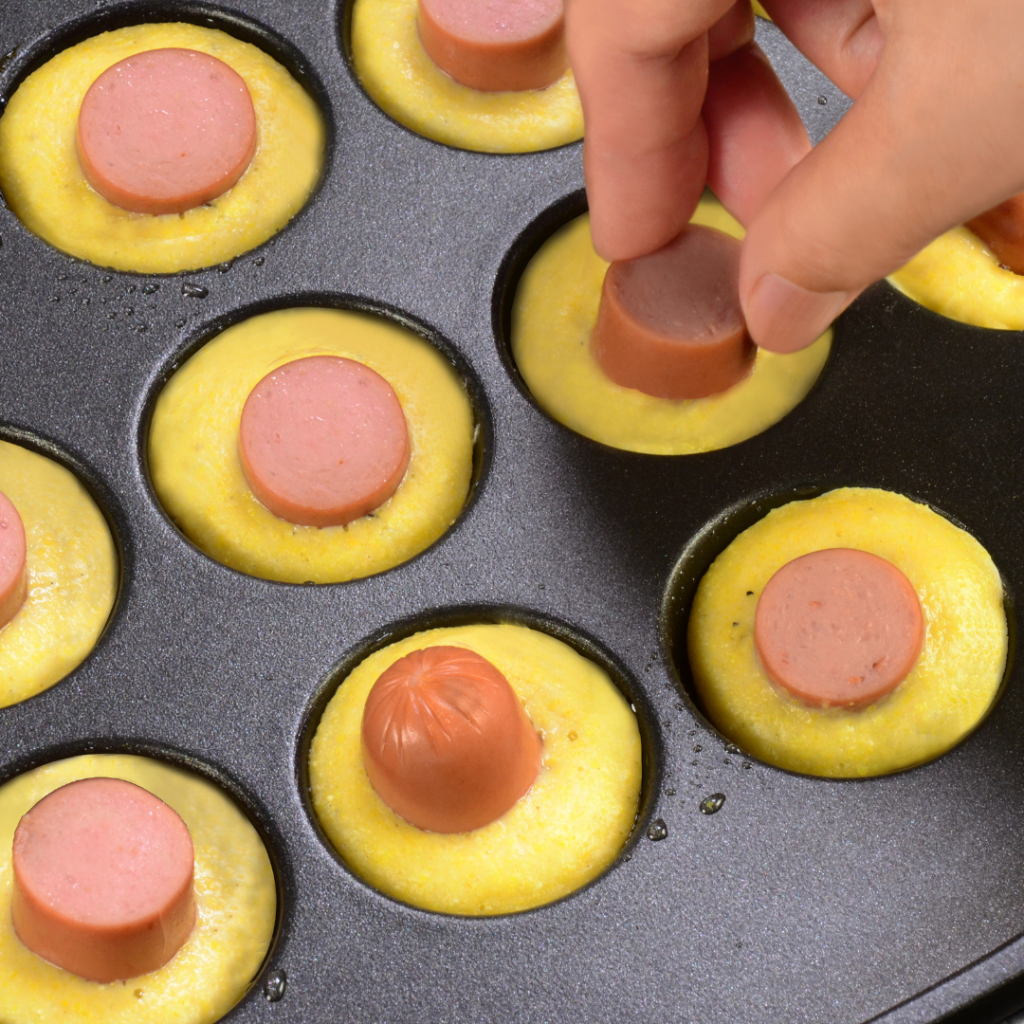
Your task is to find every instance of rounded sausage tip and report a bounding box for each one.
[361,646,543,833]
[77,48,257,215]
[0,488,27,630]
[753,548,924,709]
[239,355,410,528]
[417,0,567,92]
[966,193,1024,275]
[12,777,196,982]
[591,224,756,400]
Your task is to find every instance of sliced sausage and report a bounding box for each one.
[361,646,543,833]
[0,489,26,630]
[239,355,410,528]
[418,0,567,92]
[12,777,195,982]
[591,224,756,400]
[966,193,1024,275]
[77,48,257,216]
[753,548,924,709]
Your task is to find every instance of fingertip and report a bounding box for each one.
[743,272,852,353]
[703,43,810,227]
[584,118,709,261]
[707,1,755,62]
[587,204,693,262]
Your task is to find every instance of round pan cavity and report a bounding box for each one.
[141,295,491,585]
[0,2,334,273]
[663,485,1015,778]
[0,427,123,709]
[494,191,833,454]
[298,605,659,917]
[0,740,284,1024]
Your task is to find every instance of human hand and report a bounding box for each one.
[565,0,1024,352]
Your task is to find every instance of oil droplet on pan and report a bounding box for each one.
[699,793,726,815]
[646,818,668,842]
[264,969,287,1002]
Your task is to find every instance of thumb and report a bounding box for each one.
[739,2,1024,353]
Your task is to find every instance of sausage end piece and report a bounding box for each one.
[362,646,543,833]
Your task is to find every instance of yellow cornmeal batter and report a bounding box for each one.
[512,196,832,454]
[0,23,324,274]
[309,623,642,915]
[149,307,474,584]
[0,441,116,709]
[0,754,275,1024]
[688,488,1007,778]
[351,0,583,153]
[889,226,1024,330]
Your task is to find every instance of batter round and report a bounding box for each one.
[0,440,116,709]
[889,226,1024,330]
[688,488,1007,777]
[0,23,324,273]
[309,623,642,915]
[0,753,276,1024]
[350,0,583,153]
[149,307,475,584]
[511,195,832,454]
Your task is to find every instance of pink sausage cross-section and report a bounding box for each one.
[0,488,27,630]
[418,0,567,92]
[12,777,196,982]
[591,224,756,399]
[239,355,411,528]
[754,548,925,709]
[77,48,257,215]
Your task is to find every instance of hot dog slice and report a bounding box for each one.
[12,777,196,982]
[0,489,26,629]
[966,193,1024,275]
[754,548,924,709]
[77,48,257,215]
[239,356,410,528]
[418,0,567,92]
[362,646,543,833]
[591,224,756,400]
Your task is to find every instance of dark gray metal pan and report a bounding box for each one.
[0,3,1020,1021]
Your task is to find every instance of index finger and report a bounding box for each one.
[566,0,737,260]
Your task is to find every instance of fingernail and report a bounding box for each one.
[744,273,851,354]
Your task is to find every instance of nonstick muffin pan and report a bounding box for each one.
[0,2,1023,1022]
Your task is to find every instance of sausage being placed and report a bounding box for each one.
[0,489,26,629]
[966,193,1024,275]
[77,48,257,215]
[591,224,756,400]
[418,0,567,92]
[362,646,543,833]
[12,777,196,982]
[754,548,924,709]
[239,355,410,528]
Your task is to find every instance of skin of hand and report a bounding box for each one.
[565,0,1024,353]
